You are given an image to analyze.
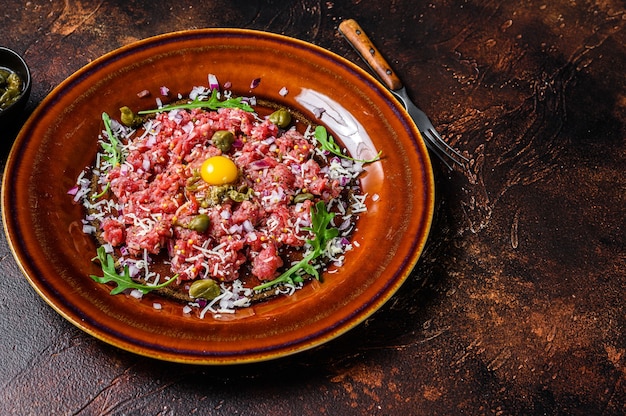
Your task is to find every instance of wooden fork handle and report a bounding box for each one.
[338,19,403,91]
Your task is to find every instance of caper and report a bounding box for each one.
[188,279,220,299]
[293,192,314,203]
[227,187,254,203]
[268,108,292,128]
[211,130,235,152]
[119,106,144,128]
[188,214,210,232]
[185,174,202,191]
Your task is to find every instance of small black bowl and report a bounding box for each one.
[0,47,32,130]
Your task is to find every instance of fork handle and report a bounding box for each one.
[338,19,403,91]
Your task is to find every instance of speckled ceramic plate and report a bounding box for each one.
[2,29,433,364]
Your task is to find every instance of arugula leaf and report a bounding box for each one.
[91,113,122,200]
[253,201,338,292]
[90,182,110,200]
[314,125,381,163]
[90,246,177,295]
[100,112,123,167]
[138,89,254,115]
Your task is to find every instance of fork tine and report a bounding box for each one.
[421,130,454,170]
[421,128,467,169]
[427,128,468,163]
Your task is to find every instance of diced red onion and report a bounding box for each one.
[67,186,79,196]
[250,77,261,89]
[241,96,257,106]
[279,86,288,96]
[182,121,194,134]
[223,81,232,89]
[82,224,97,234]
[242,221,254,233]
[228,224,242,234]
[338,219,351,231]
[248,159,271,170]
[189,86,206,101]
[159,86,170,96]
[136,89,150,98]
[171,111,184,124]
[127,263,140,277]
[208,74,219,91]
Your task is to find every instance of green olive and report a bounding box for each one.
[188,214,210,232]
[293,192,314,203]
[188,279,221,299]
[119,106,144,128]
[268,108,292,128]
[211,130,235,152]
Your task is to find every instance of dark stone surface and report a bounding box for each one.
[1,1,625,414]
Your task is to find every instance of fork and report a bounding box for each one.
[338,19,468,170]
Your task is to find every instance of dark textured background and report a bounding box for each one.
[1,1,625,414]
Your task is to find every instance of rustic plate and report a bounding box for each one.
[2,29,433,364]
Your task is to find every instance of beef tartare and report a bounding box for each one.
[71,80,378,316]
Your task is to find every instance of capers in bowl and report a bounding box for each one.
[0,47,31,129]
[0,69,23,110]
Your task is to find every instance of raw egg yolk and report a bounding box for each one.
[200,156,239,185]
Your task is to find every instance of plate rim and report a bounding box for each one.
[1,28,434,364]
